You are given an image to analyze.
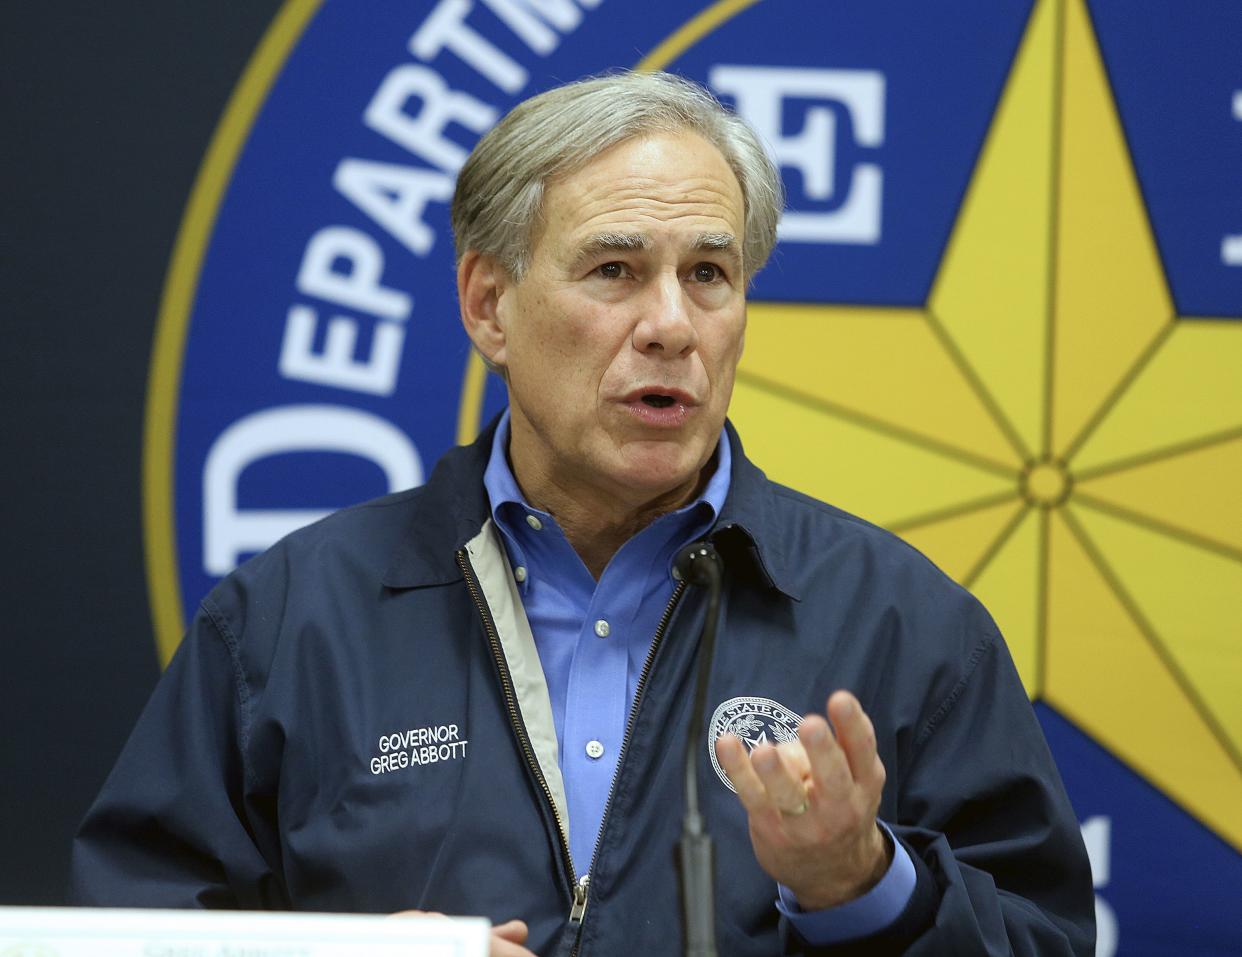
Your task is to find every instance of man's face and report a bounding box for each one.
[492,131,748,509]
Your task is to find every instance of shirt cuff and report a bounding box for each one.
[775,821,916,946]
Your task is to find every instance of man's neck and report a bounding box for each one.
[510,457,705,580]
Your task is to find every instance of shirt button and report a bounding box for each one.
[513,566,527,583]
[585,740,605,759]
[594,619,610,638]
[525,514,543,531]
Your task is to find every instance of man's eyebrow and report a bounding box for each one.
[692,232,743,267]
[566,231,743,270]
[569,232,652,268]
[693,232,737,251]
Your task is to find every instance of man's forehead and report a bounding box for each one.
[550,134,741,213]
[525,131,745,270]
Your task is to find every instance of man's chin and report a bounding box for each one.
[608,444,715,502]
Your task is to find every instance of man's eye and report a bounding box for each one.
[598,262,625,279]
[693,263,722,283]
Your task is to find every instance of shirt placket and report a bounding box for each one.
[561,581,630,872]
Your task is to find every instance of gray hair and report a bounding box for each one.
[451,71,783,283]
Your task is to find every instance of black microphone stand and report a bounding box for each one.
[675,542,724,957]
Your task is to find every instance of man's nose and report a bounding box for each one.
[633,273,698,358]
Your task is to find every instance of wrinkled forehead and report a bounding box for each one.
[536,131,745,257]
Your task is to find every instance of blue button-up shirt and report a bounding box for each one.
[483,411,913,942]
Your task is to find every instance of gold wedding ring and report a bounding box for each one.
[780,799,809,817]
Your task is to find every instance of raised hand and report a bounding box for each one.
[714,690,891,910]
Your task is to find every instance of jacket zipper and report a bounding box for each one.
[568,580,689,955]
[569,874,590,922]
[460,546,689,955]
[455,550,579,890]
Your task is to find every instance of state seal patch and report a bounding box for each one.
[708,695,804,792]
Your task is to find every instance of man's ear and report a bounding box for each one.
[458,250,512,369]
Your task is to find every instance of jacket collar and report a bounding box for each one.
[711,421,801,602]
[380,418,499,589]
[382,415,800,601]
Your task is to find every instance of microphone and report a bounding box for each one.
[674,541,723,957]
[674,541,722,588]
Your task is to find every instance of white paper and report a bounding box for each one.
[0,906,490,957]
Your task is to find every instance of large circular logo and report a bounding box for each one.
[147,0,1242,884]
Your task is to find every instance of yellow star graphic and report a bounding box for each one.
[725,0,1242,851]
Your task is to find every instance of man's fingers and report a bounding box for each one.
[798,713,852,799]
[750,740,811,815]
[828,691,883,790]
[491,919,528,943]
[776,739,812,782]
[489,933,538,957]
[716,735,779,812]
[720,696,885,823]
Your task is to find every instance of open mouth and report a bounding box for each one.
[623,388,694,427]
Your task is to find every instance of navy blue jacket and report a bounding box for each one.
[72,423,1094,955]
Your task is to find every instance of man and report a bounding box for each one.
[73,72,1094,955]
